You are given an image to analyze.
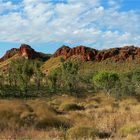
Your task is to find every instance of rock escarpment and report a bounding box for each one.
[53,45,97,61]
[52,45,140,62]
[1,44,140,63]
[0,44,50,62]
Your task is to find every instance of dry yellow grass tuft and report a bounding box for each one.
[0,93,139,139]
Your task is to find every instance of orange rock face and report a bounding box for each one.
[1,44,140,63]
[52,45,71,58]
[53,45,97,61]
[19,44,38,59]
[0,44,50,62]
[0,48,19,62]
[52,45,140,62]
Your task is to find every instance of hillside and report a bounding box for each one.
[1,44,140,73]
[0,44,51,71]
[0,44,140,140]
[43,45,140,74]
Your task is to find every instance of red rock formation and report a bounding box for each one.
[0,44,50,62]
[53,45,97,61]
[0,48,19,62]
[96,45,140,62]
[52,45,71,58]
[52,45,140,62]
[1,44,140,63]
[19,44,38,59]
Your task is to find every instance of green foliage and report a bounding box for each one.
[10,58,34,94]
[132,69,140,96]
[1,54,140,99]
[119,72,135,97]
[0,58,45,97]
[93,72,120,96]
[47,69,60,93]
[61,59,79,92]
[60,57,65,63]
[33,60,44,90]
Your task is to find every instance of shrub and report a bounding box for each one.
[120,72,136,97]
[59,103,84,111]
[47,69,60,93]
[60,59,80,92]
[66,126,100,139]
[118,123,140,137]
[93,72,120,96]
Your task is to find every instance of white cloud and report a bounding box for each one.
[0,1,18,14]
[0,0,140,49]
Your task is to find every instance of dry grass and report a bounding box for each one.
[0,93,139,139]
[42,56,62,73]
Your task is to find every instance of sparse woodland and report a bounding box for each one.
[0,57,140,139]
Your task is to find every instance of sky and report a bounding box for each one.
[0,0,140,56]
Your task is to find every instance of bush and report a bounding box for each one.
[118,123,140,137]
[93,72,120,96]
[60,59,80,92]
[66,126,100,139]
[59,103,84,111]
[120,72,136,97]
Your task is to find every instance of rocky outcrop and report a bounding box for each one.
[52,45,71,58]
[95,46,140,62]
[0,44,50,62]
[52,45,140,62]
[1,44,140,63]
[19,44,39,59]
[53,45,97,61]
[0,48,19,62]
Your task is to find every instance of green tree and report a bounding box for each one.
[33,61,44,90]
[10,58,34,94]
[120,72,135,97]
[47,69,59,92]
[0,72,4,89]
[61,59,79,92]
[93,72,119,96]
[131,69,140,96]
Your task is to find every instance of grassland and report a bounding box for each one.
[42,56,62,73]
[0,54,18,70]
[0,93,139,139]
[42,56,140,76]
[1,55,140,139]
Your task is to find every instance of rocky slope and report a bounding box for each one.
[1,44,140,64]
[0,44,50,62]
[52,45,140,62]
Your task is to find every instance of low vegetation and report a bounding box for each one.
[59,102,84,111]
[0,57,140,139]
[0,94,138,139]
[66,126,100,139]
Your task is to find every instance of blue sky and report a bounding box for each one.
[0,0,140,57]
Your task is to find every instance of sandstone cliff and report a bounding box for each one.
[52,45,140,62]
[0,44,50,62]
